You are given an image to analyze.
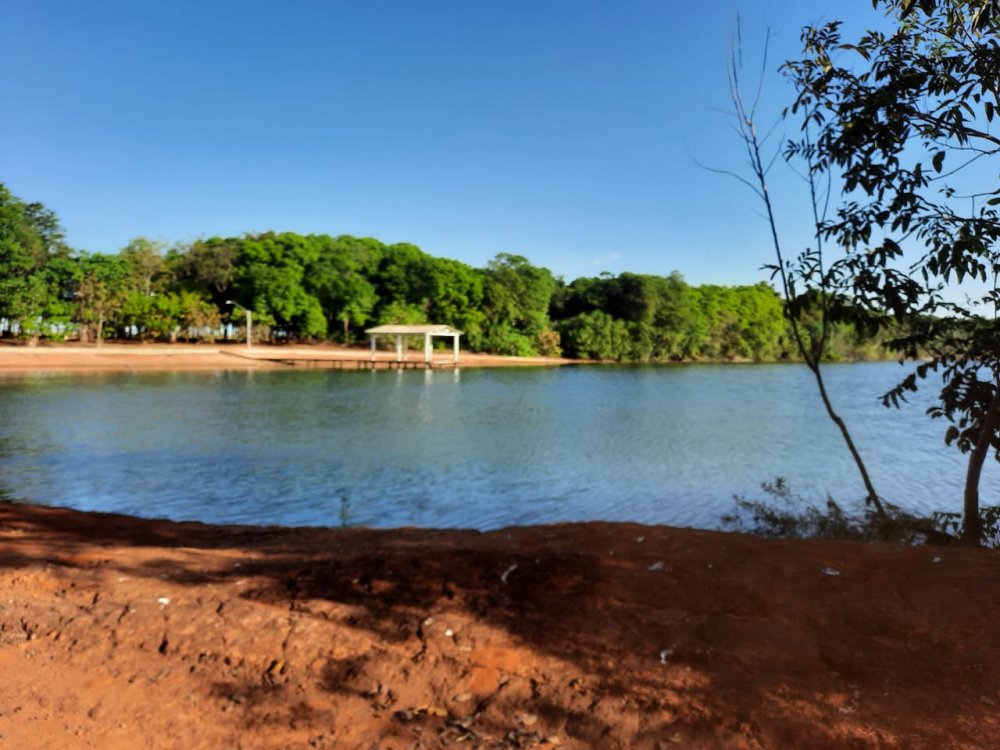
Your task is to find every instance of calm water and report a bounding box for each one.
[0,363,992,530]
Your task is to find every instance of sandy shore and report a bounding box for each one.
[0,503,998,749]
[0,343,576,374]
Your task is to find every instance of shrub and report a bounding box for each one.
[721,478,999,546]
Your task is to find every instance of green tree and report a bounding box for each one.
[170,237,239,307]
[558,310,632,361]
[121,237,169,297]
[306,235,381,341]
[73,253,128,344]
[0,184,69,342]
[232,233,327,340]
[174,289,222,342]
[481,254,557,355]
[421,256,485,337]
[785,0,1000,543]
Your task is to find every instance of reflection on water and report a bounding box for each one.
[0,363,993,530]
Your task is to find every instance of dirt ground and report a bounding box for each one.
[0,342,575,373]
[1,503,998,750]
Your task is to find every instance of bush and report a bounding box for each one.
[536,329,562,358]
[721,478,999,546]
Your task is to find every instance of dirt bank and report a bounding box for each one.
[0,503,997,749]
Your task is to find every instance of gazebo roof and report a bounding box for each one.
[365,324,463,336]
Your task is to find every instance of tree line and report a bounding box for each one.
[0,182,887,362]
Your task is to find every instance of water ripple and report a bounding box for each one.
[0,364,994,530]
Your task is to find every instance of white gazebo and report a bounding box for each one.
[365,324,464,365]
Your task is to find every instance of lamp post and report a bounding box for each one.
[226,300,252,351]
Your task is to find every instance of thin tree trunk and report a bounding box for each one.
[718,30,887,519]
[811,363,885,516]
[749,106,887,519]
[961,388,1000,546]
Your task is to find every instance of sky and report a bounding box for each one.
[2,0,885,286]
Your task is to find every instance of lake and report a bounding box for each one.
[0,362,992,530]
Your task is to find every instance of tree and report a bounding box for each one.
[73,253,127,344]
[481,254,557,356]
[170,238,239,304]
[173,290,222,342]
[558,310,632,361]
[306,236,381,341]
[121,237,169,297]
[712,30,888,518]
[785,0,1000,544]
[0,184,70,342]
[232,233,327,340]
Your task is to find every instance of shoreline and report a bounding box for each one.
[0,342,577,374]
[0,501,997,749]
[0,341,901,375]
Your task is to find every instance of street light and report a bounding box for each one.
[226,300,252,351]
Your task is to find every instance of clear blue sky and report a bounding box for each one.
[2,0,882,286]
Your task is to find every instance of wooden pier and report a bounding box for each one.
[271,358,460,370]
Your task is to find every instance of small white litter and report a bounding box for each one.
[501,564,518,584]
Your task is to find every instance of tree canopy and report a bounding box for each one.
[0,181,890,363]
[784,0,1000,543]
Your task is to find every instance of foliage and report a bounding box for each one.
[558,310,633,361]
[722,477,996,545]
[722,478,875,541]
[305,236,380,341]
[555,273,806,362]
[73,253,127,343]
[715,23,891,518]
[480,254,557,355]
[230,232,328,341]
[929,504,1000,547]
[170,237,238,307]
[535,329,562,358]
[784,0,1000,543]
[0,183,70,341]
[0,183,897,359]
[121,238,168,297]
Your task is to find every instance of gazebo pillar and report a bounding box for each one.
[364,326,464,369]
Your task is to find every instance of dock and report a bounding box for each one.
[267,357,460,370]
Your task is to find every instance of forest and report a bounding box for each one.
[0,182,884,362]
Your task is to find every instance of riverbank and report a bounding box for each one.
[0,502,997,749]
[0,342,576,373]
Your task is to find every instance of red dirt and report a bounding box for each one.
[1,503,998,749]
